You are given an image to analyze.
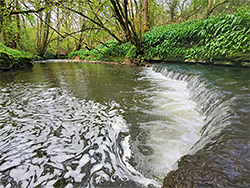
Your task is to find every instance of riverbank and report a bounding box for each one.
[0,44,34,72]
[35,58,150,67]
[68,10,250,68]
[0,52,33,72]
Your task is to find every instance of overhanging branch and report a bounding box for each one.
[62,5,122,43]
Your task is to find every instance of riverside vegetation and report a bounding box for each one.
[0,0,250,71]
[0,43,34,72]
[1,10,250,71]
[68,10,250,67]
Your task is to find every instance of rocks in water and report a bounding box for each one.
[0,52,33,72]
[162,139,250,188]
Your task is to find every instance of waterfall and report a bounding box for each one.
[152,65,233,154]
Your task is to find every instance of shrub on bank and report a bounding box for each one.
[142,9,250,63]
[0,43,34,71]
[0,43,34,60]
[68,41,136,62]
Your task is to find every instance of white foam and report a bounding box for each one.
[134,68,204,180]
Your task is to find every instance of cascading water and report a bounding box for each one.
[152,63,249,187]
[0,61,249,187]
[128,68,204,180]
[152,65,233,153]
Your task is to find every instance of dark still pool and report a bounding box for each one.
[0,61,249,187]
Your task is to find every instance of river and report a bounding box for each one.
[0,61,249,187]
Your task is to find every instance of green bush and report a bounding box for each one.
[68,41,137,61]
[68,49,91,59]
[142,9,250,62]
[0,43,34,61]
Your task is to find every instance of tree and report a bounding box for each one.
[109,0,150,53]
[36,0,52,56]
[166,0,179,22]
[205,0,228,18]
[142,0,149,32]
[61,0,149,54]
[16,0,21,45]
[0,0,5,35]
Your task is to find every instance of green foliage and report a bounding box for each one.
[68,49,91,59]
[69,10,250,64]
[0,43,34,70]
[68,41,137,61]
[0,43,34,61]
[142,10,250,62]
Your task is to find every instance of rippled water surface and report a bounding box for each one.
[1,62,249,187]
[0,62,204,187]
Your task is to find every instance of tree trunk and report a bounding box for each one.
[16,0,21,46]
[168,0,178,22]
[110,0,143,54]
[142,0,149,33]
[39,0,51,56]
[56,5,60,57]
[205,0,228,18]
[36,13,42,52]
[0,0,5,36]
[0,0,15,47]
[205,0,213,18]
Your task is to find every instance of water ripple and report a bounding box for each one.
[0,86,159,187]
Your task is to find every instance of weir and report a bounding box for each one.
[152,65,233,153]
[153,64,249,187]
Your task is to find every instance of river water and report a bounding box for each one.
[0,61,249,187]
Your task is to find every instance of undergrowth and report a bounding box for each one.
[142,9,250,62]
[69,10,250,64]
[0,43,34,60]
[68,41,136,62]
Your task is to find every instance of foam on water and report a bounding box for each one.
[0,85,160,188]
[0,63,206,187]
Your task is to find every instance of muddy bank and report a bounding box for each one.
[0,52,33,72]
